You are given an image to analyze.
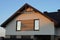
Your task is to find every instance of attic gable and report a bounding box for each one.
[16,3,43,14]
[17,4,34,13]
[1,3,56,27]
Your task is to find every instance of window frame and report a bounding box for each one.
[34,19,40,31]
[16,20,21,31]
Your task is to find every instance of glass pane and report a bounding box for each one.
[35,20,39,30]
[17,21,21,30]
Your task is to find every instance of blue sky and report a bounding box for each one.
[0,0,60,25]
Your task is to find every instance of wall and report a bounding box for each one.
[5,7,55,35]
[0,27,6,37]
[55,27,60,36]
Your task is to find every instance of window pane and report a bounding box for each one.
[17,21,21,30]
[35,20,39,30]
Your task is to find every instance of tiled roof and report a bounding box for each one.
[44,11,60,26]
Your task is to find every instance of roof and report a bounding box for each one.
[45,12,60,23]
[1,3,56,27]
[44,11,60,26]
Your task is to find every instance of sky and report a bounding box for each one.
[0,0,60,25]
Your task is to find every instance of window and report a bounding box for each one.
[16,21,21,31]
[34,19,39,30]
[10,35,16,39]
[5,35,10,38]
[16,19,39,31]
[21,36,31,39]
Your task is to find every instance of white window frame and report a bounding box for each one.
[34,19,40,30]
[16,21,21,31]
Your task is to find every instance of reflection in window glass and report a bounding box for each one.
[17,21,21,30]
[35,20,39,30]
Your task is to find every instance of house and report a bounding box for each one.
[0,26,6,40]
[0,3,58,40]
[0,27,5,37]
[44,10,60,40]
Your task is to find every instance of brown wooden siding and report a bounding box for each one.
[21,20,34,31]
[16,7,52,31]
